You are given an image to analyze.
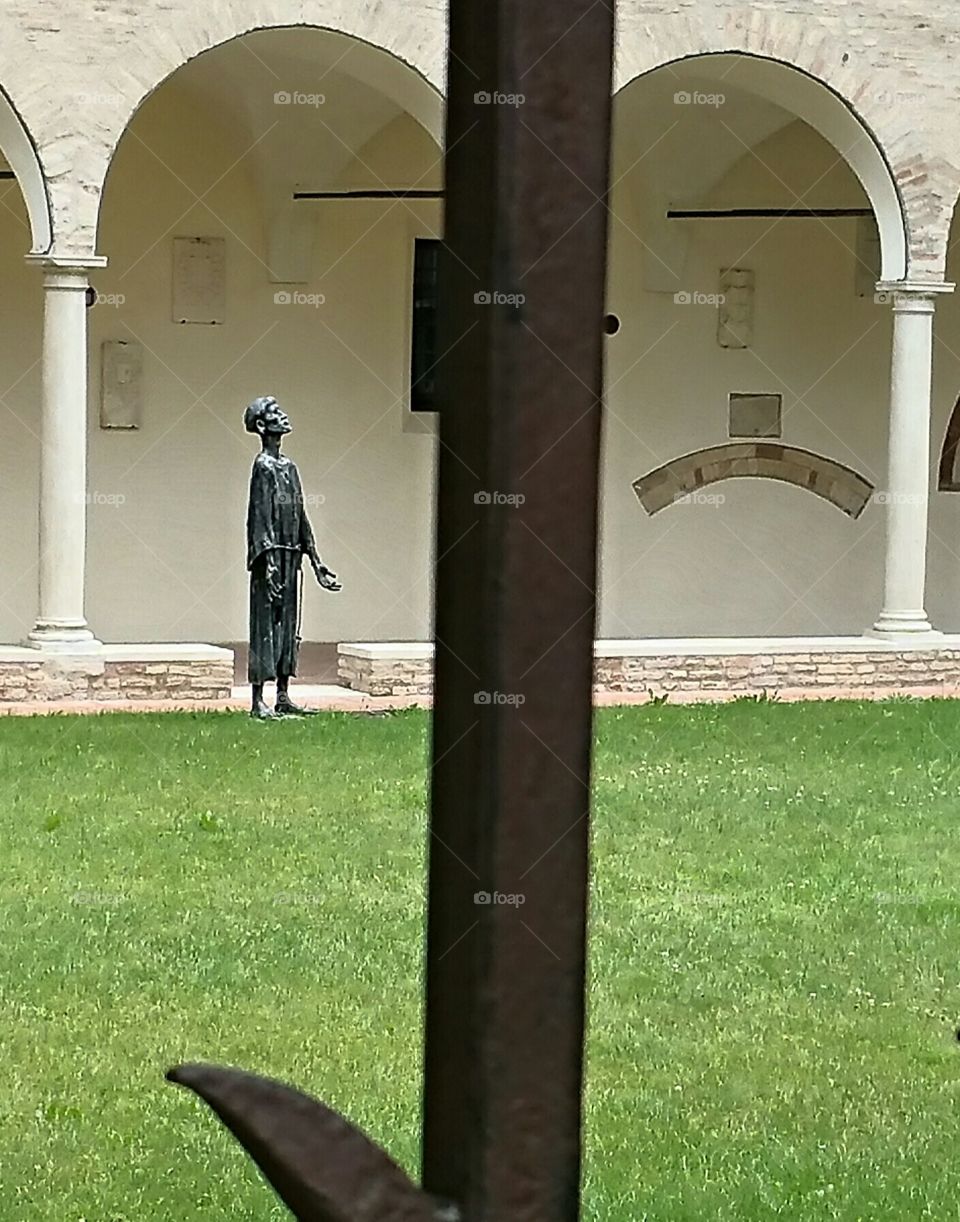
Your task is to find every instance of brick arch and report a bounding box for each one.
[613,8,948,282]
[633,444,875,518]
[24,4,447,258]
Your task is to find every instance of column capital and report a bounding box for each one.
[25,253,108,290]
[25,253,109,271]
[876,280,954,312]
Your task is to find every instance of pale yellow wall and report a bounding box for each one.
[599,116,960,638]
[87,76,440,644]
[5,63,960,646]
[929,245,960,631]
[0,185,41,644]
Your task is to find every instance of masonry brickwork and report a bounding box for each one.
[0,2,958,273]
[0,657,233,703]
[339,646,960,699]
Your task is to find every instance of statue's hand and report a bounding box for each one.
[266,561,283,604]
[311,557,341,592]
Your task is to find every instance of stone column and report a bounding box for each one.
[870,281,953,638]
[25,255,107,651]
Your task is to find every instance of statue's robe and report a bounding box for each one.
[246,451,317,684]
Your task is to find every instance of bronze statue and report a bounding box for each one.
[244,396,340,718]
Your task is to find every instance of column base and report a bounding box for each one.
[23,622,102,653]
[866,611,942,641]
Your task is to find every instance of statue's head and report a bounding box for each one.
[244,395,292,438]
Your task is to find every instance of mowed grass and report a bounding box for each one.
[0,702,959,1219]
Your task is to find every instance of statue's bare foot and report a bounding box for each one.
[251,699,280,720]
[275,697,318,717]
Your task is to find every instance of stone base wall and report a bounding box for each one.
[0,657,233,703]
[595,650,960,694]
[338,652,433,698]
[339,645,960,699]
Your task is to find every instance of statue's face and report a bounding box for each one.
[259,398,292,436]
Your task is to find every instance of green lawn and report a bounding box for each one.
[1,702,959,1219]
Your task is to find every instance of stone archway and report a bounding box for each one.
[612,7,949,280]
[0,83,50,253]
[45,7,446,258]
[614,48,907,282]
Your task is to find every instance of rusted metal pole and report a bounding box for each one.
[166,5,614,1218]
[423,2,616,1219]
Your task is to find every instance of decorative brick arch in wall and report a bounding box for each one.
[612,7,949,281]
[633,444,875,519]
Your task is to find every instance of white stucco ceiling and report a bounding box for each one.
[160,27,442,201]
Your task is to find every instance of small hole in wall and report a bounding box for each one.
[604,313,621,336]
[85,286,97,309]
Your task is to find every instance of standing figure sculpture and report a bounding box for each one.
[244,396,341,719]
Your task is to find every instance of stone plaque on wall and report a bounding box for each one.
[100,339,143,430]
[718,267,754,349]
[728,392,782,438]
[172,236,225,324]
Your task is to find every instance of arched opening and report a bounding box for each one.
[599,53,900,638]
[92,27,443,660]
[0,89,50,643]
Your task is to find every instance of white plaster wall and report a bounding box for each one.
[84,71,441,644]
[598,111,960,638]
[3,6,960,644]
[0,187,41,643]
[928,243,960,631]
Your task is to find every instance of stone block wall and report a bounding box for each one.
[339,644,960,699]
[0,656,233,703]
[338,651,433,698]
[594,650,960,695]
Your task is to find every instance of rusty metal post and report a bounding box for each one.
[423,2,616,1219]
[166,4,615,1219]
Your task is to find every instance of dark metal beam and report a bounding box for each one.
[423,2,615,1219]
[293,190,443,200]
[667,206,873,218]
